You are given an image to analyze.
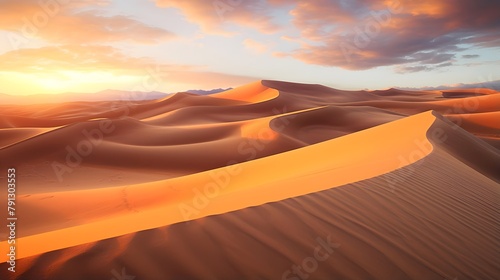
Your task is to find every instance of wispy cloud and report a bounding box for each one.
[1,0,175,46]
[154,0,290,34]
[462,54,480,59]
[0,45,188,74]
[243,38,268,53]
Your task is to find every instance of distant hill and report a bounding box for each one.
[186,88,232,95]
[397,79,500,91]
[0,90,169,105]
[0,88,232,105]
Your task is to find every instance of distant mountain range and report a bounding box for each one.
[397,79,500,91]
[186,88,232,95]
[0,88,232,105]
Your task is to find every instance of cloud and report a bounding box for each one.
[1,0,175,47]
[154,0,290,34]
[395,65,431,74]
[156,0,499,71]
[0,45,186,75]
[395,61,452,74]
[166,71,261,89]
[243,38,268,53]
[462,54,480,59]
[285,0,500,71]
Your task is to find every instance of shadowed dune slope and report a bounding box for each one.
[431,113,499,181]
[270,105,405,145]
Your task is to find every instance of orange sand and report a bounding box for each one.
[0,80,498,279]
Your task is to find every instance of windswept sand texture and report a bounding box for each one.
[0,80,499,279]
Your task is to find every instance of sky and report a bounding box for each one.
[0,0,499,95]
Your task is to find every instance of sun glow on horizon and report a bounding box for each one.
[0,71,148,95]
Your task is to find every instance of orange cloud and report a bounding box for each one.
[243,38,268,53]
[166,71,261,89]
[0,45,190,75]
[1,0,175,48]
[154,0,288,34]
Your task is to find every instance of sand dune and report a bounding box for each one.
[9,148,498,279]
[212,80,279,103]
[271,106,405,144]
[0,80,499,279]
[444,111,500,146]
[0,110,437,256]
[441,88,498,97]
[0,128,55,149]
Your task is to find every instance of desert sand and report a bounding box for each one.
[0,80,499,279]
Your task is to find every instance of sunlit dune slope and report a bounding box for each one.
[1,110,438,261]
[211,80,279,103]
[444,111,500,149]
[2,111,499,279]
